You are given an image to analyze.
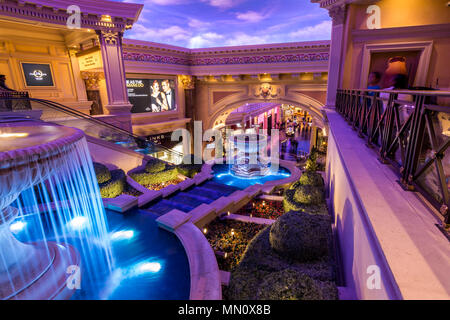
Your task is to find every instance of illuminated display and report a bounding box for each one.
[21,63,54,87]
[126,78,176,113]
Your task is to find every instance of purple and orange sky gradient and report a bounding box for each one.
[121,0,331,48]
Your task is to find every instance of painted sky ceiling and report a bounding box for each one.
[121,0,331,48]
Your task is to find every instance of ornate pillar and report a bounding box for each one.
[68,49,88,103]
[326,4,347,108]
[181,75,196,153]
[81,71,104,115]
[97,30,132,114]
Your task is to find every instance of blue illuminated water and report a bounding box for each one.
[4,135,189,300]
[11,208,190,300]
[145,180,239,215]
[211,164,291,190]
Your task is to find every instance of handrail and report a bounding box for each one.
[0,96,184,159]
[339,88,450,96]
[335,88,450,225]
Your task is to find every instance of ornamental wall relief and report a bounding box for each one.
[253,83,281,99]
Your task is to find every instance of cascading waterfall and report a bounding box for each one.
[0,122,114,300]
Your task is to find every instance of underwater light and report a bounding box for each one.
[0,132,29,138]
[111,230,135,241]
[69,216,88,230]
[135,262,162,274]
[10,221,26,233]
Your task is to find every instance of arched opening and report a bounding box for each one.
[207,93,326,131]
[208,101,326,163]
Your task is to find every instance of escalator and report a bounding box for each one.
[0,96,184,164]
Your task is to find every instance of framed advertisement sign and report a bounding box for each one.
[126,78,177,114]
[21,63,54,87]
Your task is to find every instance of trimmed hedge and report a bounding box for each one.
[294,185,324,205]
[269,211,331,262]
[256,269,324,300]
[176,154,203,178]
[145,157,166,173]
[93,162,111,184]
[298,171,324,187]
[177,163,202,178]
[305,148,319,172]
[226,268,270,300]
[130,167,179,185]
[283,188,328,214]
[227,227,337,300]
[99,169,126,198]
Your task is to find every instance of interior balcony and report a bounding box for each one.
[327,88,450,299]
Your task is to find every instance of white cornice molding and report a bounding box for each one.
[15,0,143,21]
[0,0,143,31]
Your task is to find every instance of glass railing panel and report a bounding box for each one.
[1,98,184,164]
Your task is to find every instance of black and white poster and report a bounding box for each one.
[127,79,176,114]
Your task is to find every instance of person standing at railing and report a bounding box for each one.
[367,72,381,91]
[380,73,413,115]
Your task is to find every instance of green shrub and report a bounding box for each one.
[227,227,337,300]
[177,163,202,178]
[226,268,270,300]
[239,228,335,282]
[283,189,328,214]
[269,211,331,262]
[284,179,326,214]
[99,169,126,198]
[145,157,166,173]
[299,171,324,187]
[130,167,178,185]
[93,162,111,184]
[256,269,324,300]
[305,148,319,172]
[294,185,324,205]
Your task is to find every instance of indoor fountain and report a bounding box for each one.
[0,119,190,300]
[0,120,105,299]
[231,133,271,177]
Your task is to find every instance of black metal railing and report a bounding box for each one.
[336,88,450,224]
[0,91,31,111]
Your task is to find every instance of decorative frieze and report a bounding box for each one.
[123,51,329,66]
[123,52,190,65]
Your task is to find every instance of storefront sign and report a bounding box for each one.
[78,51,102,71]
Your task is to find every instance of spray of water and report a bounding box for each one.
[0,135,114,299]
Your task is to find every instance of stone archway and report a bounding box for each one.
[206,91,326,130]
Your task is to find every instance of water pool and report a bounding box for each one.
[211,164,291,190]
[11,208,190,300]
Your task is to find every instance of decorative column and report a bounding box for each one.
[68,49,88,103]
[263,112,268,130]
[97,30,132,114]
[181,75,196,153]
[81,71,105,115]
[325,4,347,108]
